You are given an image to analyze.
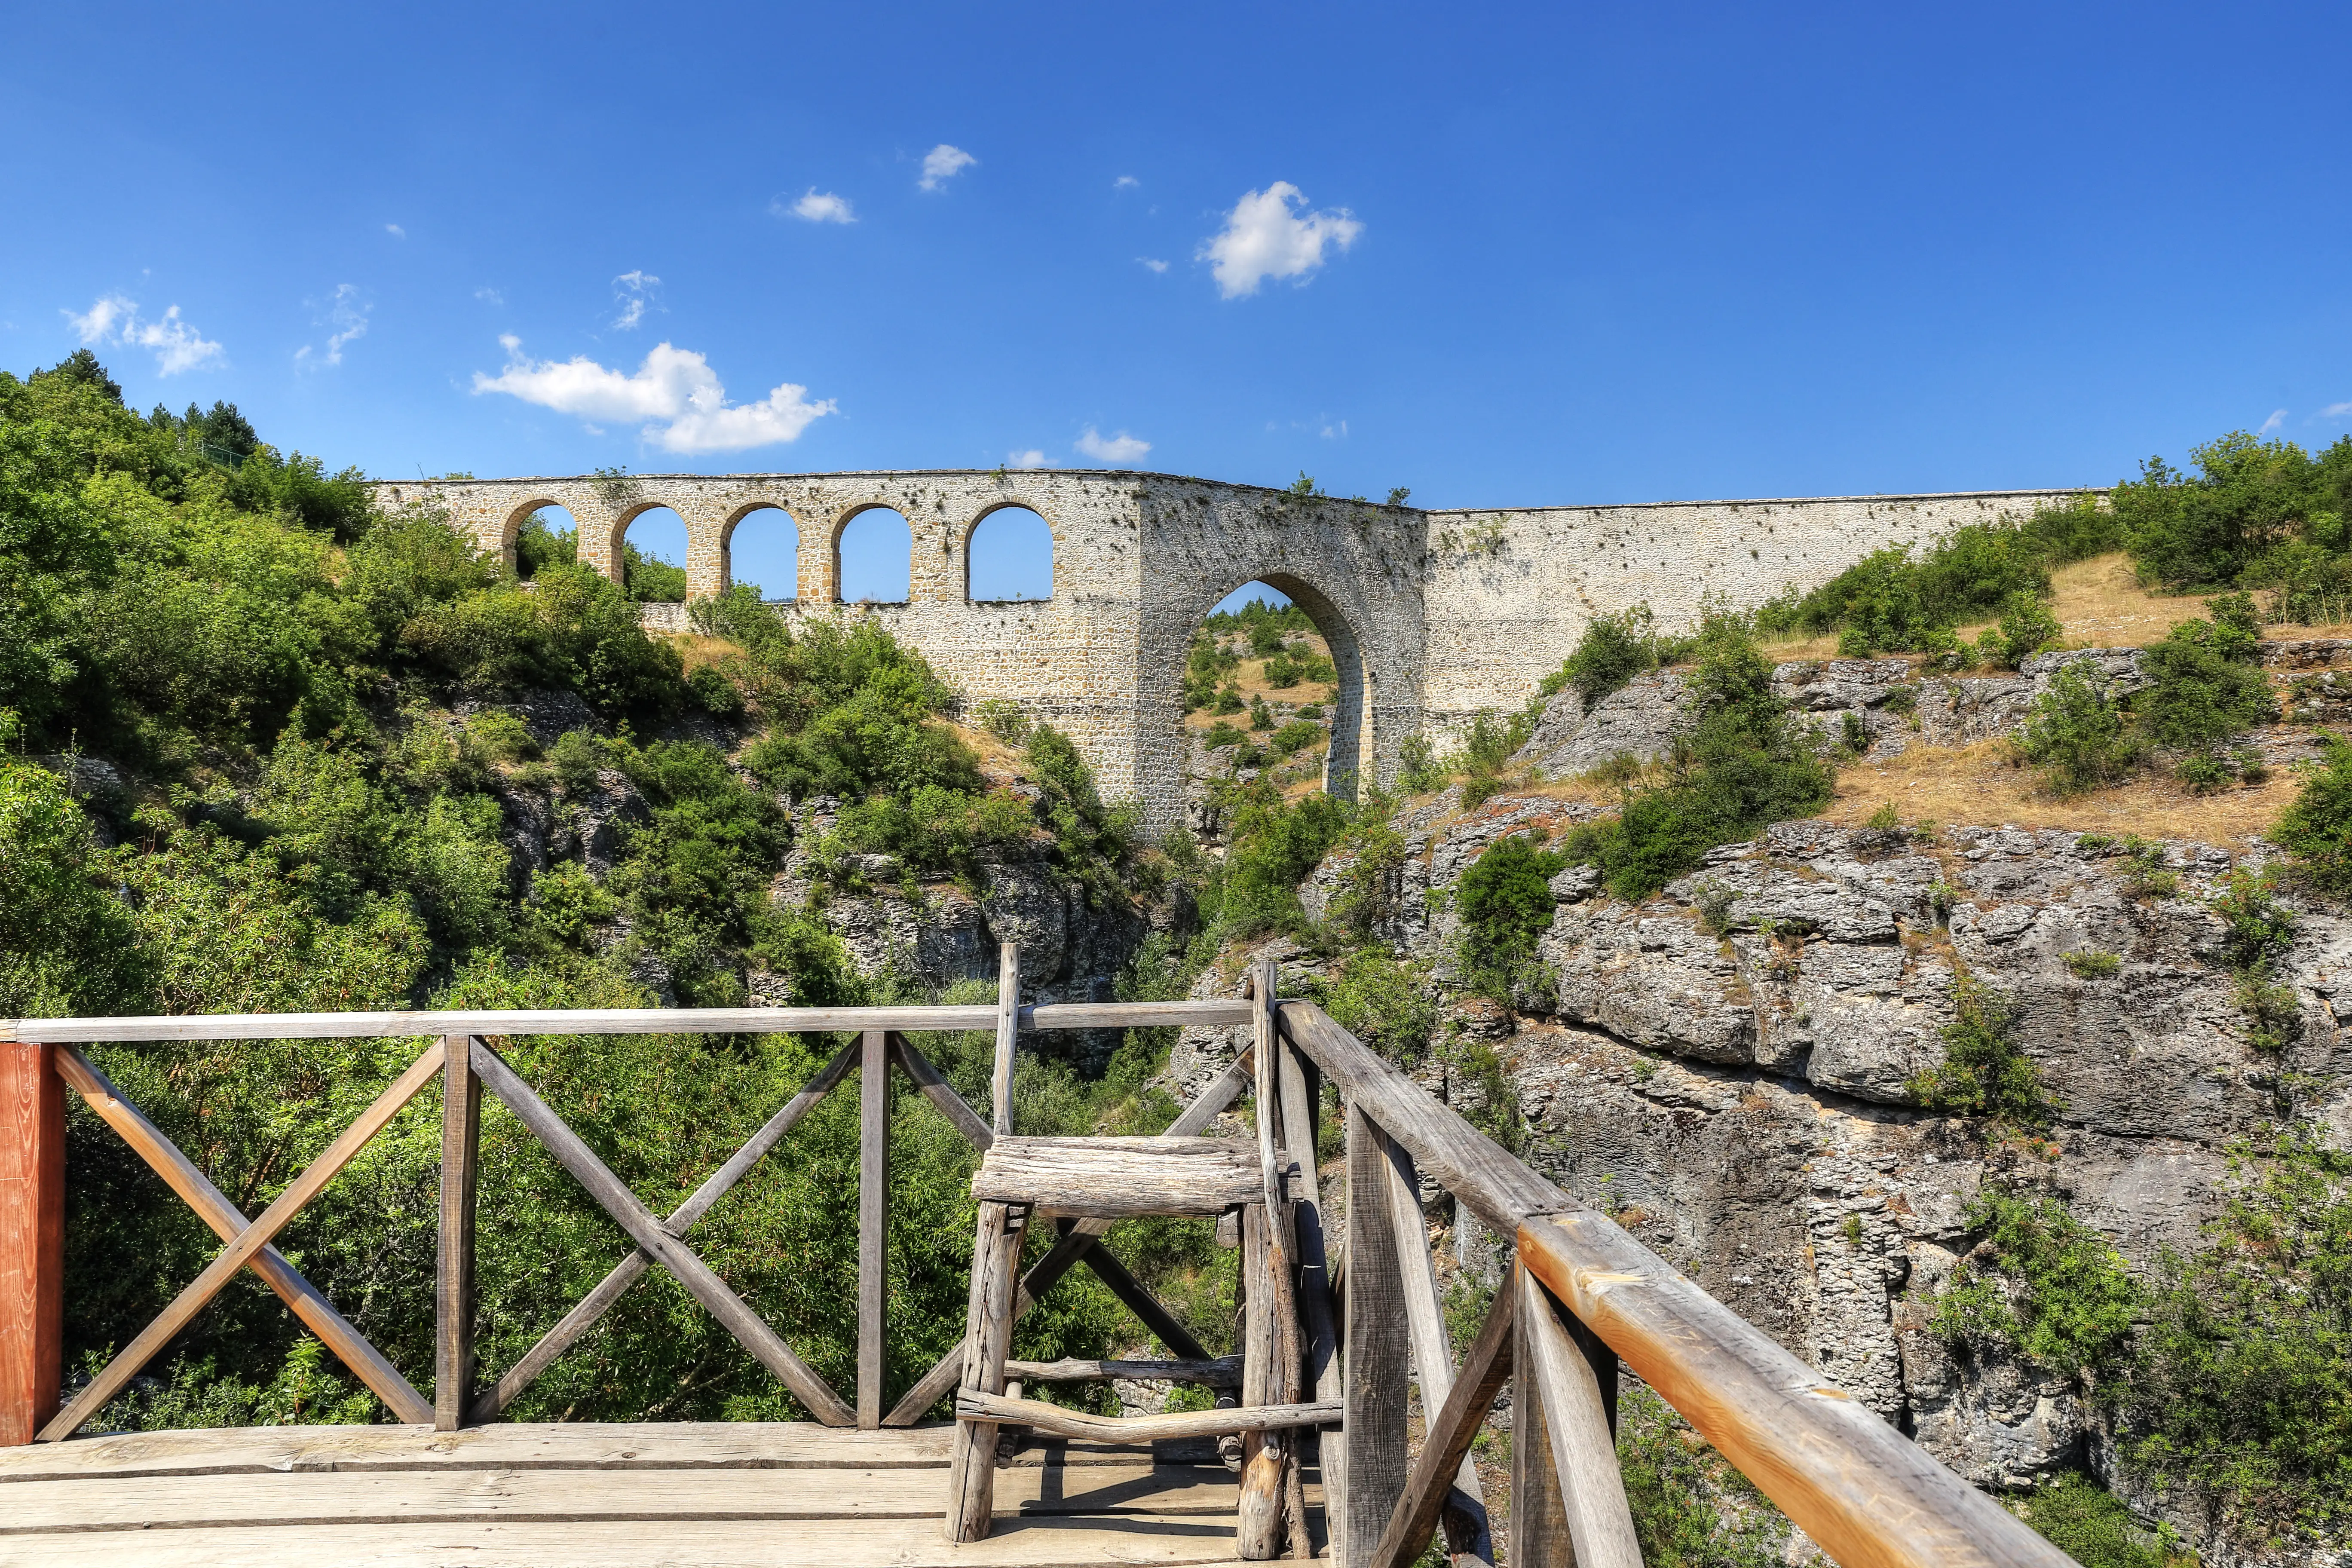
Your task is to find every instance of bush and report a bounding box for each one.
[2114,430,2352,591]
[1932,1190,2139,1379]
[2012,1473,2181,1568]
[1974,591,2062,669]
[1455,832,1567,1001]
[1313,949,1436,1065]
[2276,731,2352,896]
[1908,977,2052,1126]
[1616,1383,1791,1568]
[2020,663,2144,794]
[1548,604,1661,704]
[1269,719,1322,756]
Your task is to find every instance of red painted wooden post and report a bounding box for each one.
[1,1038,66,1446]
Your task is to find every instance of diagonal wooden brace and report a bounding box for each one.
[469,1038,857,1427]
[40,1041,445,1441]
[52,1047,432,1427]
[467,1036,863,1424]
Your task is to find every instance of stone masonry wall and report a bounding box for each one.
[371,472,2083,830]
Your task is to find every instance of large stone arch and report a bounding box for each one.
[498,497,568,572]
[825,500,919,604]
[590,499,682,587]
[714,497,805,600]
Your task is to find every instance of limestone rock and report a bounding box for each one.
[1516,670,1693,778]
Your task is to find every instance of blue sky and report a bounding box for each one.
[6,0,2349,600]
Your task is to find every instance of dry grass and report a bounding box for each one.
[1183,632,1337,733]
[665,632,741,673]
[1823,738,2300,845]
[1757,551,2352,665]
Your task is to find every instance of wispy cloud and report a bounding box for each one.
[2321,401,2352,420]
[475,286,504,305]
[1005,449,1051,469]
[1075,426,1150,465]
[385,223,406,239]
[1200,182,1362,298]
[65,294,223,375]
[779,189,855,224]
[2261,408,2288,435]
[612,270,662,330]
[294,283,370,367]
[1137,257,1169,273]
[919,144,977,191]
[1114,175,1140,190]
[474,337,836,453]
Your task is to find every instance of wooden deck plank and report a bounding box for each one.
[0,1462,1277,1531]
[0,1513,1262,1568]
[0,1423,1224,1480]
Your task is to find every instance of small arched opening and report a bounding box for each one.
[620,506,689,603]
[726,505,801,601]
[836,506,912,603]
[966,505,1054,602]
[1179,576,1366,812]
[514,505,579,580]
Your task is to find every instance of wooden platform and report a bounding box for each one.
[0,1422,1324,1567]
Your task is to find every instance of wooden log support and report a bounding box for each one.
[0,1037,62,1448]
[956,1390,1342,1443]
[858,1028,890,1429]
[1369,1268,1518,1568]
[888,1033,992,1151]
[1277,1038,1343,1560]
[1373,1122,1491,1564]
[992,943,1020,1137]
[50,1048,430,1426]
[1003,1356,1241,1384]
[469,1037,861,1424]
[1517,1266,1642,1568]
[40,1040,446,1442]
[435,1034,481,1431]
[973,1135,1281,1219]
[1341,1104,1410,1568]
[469,1040,856,1428]
[944,1200,1023,1543]
[883,1051,1256,1427]
[1246,955,1312,1559]
[1512,1265,1569,1568]
[1237,1201,1285,1561]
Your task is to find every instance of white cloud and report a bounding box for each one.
[1199,181,1363,299]
[1138,257,1169,273]
[475,286,504,305]
[1005,449,1051,469]
[1321,418,1348,440]
[612,270,662,330]
[473,338,836,453]
[2321,401,2352,420]
[2261,408,2288,434]
[1075,426,1151,465]
[781,189,855,224]
[1114,175,1140,189]
[919,144,977,191]
[385,223,406,239]
[65,294,223,375]
[295,283,370,367]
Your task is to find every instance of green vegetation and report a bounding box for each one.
[1455,832,1568,1001]
[1933,1191,2140,1380]
[2275,732,2352,896]
[2020,599,2273,794]
[1616,1383,1791,1568]
[2011,1474,2187,1568]
[1908,978,2054,1127]
[1543,603,1668,704]
[2113,430,2352,598]
[1562,611,1834,900]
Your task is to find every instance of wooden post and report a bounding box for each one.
[1237,1201,1286,1559]
[435,1033,481,1431]
[1,1038,64,1447]
[992,943,1020,1138]
[1342,1103,1409,1568]
[858,1027,890,1429]
[1511,1263,1568,1568]
[1278,1040,1342,1558]
[945,1200,1024,1541]
[1517,1267,1641,1568]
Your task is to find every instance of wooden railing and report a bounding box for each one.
[0,954,2068,1568]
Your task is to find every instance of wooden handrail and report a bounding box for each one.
[1274,1000,2070,1568]
[3,998,1250,1044]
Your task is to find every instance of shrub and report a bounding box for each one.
[1455,832,1568,1001]
[2275,731,2352,896]
[1203,778,1351,938]
[1974,591,2061,669]
[2114,430,2352,591]
[1616,1383,1791,1568]
[1908,977,2052,1127]
[2019,662,2144,794]
[1314,949,1436,1065]
[1201,721,1245,751]
[2012,1473,2181,1568]
[972,698,1029,743]
[1932,1191,2140,1380]
[2137,602,2275,776]
[1548,604,1661,704]
[1269,719,1322,756]
[2064,949,2121,978]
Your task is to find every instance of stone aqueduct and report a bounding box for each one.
[371,470,2078,831]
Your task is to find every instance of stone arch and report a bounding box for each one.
[499,497,567,572]
[1170,573,1374,804]
[720,501,803,600]
[963,500,1055,602]
[830,502,913,604]
[581,498,678,585]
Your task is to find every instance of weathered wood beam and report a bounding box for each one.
[1003,1356,1241,1384]
[888,1034,991,1151]
[957,1390,1342,1443]
[1368,1266,1518,1568]
[992,944,1020,1138]
[49,1048,430,1427]
[1517,1265,1642,1568]
[469,1040,855,1428]
[973,1136,1282,1219]
[468,1037,861,1424]
[435,1034,481,1431]
[1,1037,63,1447]
[40,1040,445,1442]
[945,1201,1023,1542]
[858,1028,890,1429]
[1341,1103,1409,1568]
[6,999,1256,1044]
[1277,1039,1343,1561]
